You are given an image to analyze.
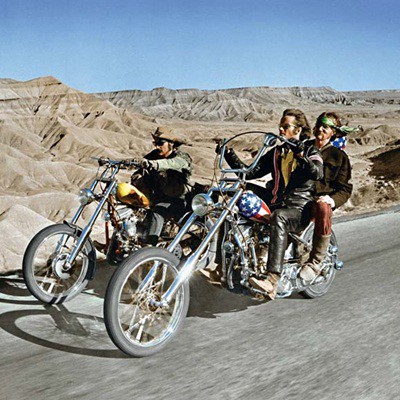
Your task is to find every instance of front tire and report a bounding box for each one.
[23,224,93,304]
[104,247,189,357]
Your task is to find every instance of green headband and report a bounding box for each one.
[320,116,336,127]
[319,116,359,135]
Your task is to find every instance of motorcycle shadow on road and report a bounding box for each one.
[84,260,118,300]
[0,273,39,306]
[0,261,117,306]
[187,271,271,318]
[0,304,129,358]
[0,269,128,359]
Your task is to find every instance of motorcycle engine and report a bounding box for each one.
[277,263,300,298]
[116,207,145,240]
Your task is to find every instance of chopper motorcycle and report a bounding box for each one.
[103,132,344,357]
[23,157,215,304]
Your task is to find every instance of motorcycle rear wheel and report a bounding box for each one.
[23,224,92,304]
[301,232,338,299]
[104,247,189,357]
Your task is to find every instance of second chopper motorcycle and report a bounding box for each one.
[23,158,215,304]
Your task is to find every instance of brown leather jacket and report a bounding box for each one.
[311,141,353,208]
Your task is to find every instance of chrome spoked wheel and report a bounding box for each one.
[104,247,189,357]
[302,232,338,299]
[23,224,92,304]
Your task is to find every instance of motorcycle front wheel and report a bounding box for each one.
[104,247,189,357]
[23,224,93,304]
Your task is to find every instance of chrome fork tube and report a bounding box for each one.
[161,189,243,305]
[66,180,118,266]
[167,213,197,252]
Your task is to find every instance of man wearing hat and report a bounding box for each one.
[133,126,192,245]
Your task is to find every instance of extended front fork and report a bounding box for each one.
[148,188,244,308]
[55,180,118,275]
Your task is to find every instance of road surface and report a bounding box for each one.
[0,209,399,399]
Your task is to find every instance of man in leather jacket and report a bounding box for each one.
[224,109,323,299]
[132,126,192,245]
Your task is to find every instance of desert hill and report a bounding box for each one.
[344,89,400,105]
[96,86,351,122]
[1,76,400,273]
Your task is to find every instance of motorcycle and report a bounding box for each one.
[103,132,344,357]
[23,157,215,304]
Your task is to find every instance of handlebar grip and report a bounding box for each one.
[121,159,142,168]
[98,157,108,166]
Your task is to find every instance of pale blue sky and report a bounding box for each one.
[1,0,399,92]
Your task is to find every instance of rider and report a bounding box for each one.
[300,112,354,281]
[222,109,324,299]
[132,126,192,245]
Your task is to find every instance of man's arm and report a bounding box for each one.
[297,145,324,180]
[225,149,273,180]
[330,153,353,208]
[153,152,192,172]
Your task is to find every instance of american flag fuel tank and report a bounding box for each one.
[237,191,271,223]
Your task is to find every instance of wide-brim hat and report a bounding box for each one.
[151,126,187,145]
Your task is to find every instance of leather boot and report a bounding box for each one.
[249,272,280,300]
[300,234,331,281]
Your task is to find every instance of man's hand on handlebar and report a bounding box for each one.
[121,159,141,168]
[215,140,233,156]
[287,138,305,156]
[98,157,109,166]
[141,159,157,170]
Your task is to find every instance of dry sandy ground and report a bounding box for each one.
[0,76,399,274]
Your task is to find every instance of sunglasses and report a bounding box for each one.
[279,123,297,131]
[153,139,168,146]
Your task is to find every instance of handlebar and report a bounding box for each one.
[217,131,303,175]
[91,157,142,169]
[218,132,277,174]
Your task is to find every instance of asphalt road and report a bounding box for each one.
[1,209,400,400]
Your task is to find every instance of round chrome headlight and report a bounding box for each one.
[78,188,95,205]
[192,194,214,216]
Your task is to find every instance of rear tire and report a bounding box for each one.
[301,231,338,299]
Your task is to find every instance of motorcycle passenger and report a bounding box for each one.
[300,112,354,281]
[223,109,323,299]
[132,126,192,245]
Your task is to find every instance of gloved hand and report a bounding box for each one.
[215,143,233,156]
[287,138,305,155]
[120,159,139,168]
[98,157,109,166]
[141,159,157,170]
[317,195,335,208]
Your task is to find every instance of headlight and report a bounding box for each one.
[78,188,95,205]
[192,194,214,216]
